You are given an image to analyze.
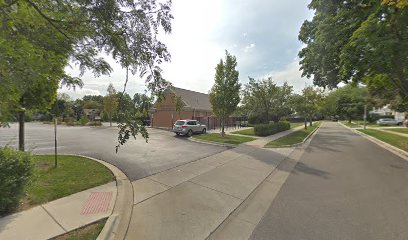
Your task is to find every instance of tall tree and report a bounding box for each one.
[103,84,118,127]
[299,1,408,99]
[302,86,323,126]
[209,51,241,137]
[1,0,173,151]
[322,85,368,123]
[242,77,293,124]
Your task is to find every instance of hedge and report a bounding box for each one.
[254,121,290,137]
[0,147,33,216]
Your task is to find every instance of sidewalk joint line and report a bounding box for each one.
[145,177,173,188]
[187,180,244,201]
[41,205,68,232]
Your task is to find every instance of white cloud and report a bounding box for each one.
[59,87,101,100]
[269,60,313,92]
[243,43,256,53]
[59,0,313,99]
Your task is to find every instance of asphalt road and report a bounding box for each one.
[0,123,227,181]
[250,122,408,240]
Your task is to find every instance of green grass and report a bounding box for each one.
[341,121,362,128]
[290,122,305,129]
[358,129,408,151]
[266,123,320,147]
[387,128,408,134]
[193,133,256,145]
[25,155,114,207]
[55,220,106,240]
[231,122,305,136]
[231,128,255,136]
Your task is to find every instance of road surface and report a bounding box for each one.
[250,122,408,240]
[0,123,226,181]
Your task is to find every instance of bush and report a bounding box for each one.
[0,147,33,216]
[254,121,290,137]
[79,116,89,126]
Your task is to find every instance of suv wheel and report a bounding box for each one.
[187,130,193,137]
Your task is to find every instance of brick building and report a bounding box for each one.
[150,87,237,129]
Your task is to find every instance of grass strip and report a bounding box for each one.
[266,123,320,147]
[358,129,408,152]
[193,133,256,145]
[231,122,305,136]
[385,128,408,134]
[231,128,255,136]
[54,219,106,240]
[23,155,114,210]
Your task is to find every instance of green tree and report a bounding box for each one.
[242,77,293,124]
[322,85,368,123]
[103,84,118,127]
[209,51,241,137]
[302,87,323,126]
[1,0,173,151]
[299,1,408,99]
[172,95,184,118]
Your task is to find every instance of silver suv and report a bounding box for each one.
[172,120,207,137]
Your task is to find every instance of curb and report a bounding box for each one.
[188,137,237,148]
[339,123,408,161]
[264,123,321,148]
[67,154,134,240]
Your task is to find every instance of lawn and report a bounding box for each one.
[341,121,363,128]
[387,128,408,134]
[290,122,305,129]
[193,133,256,145]
[231,122,305,136]
[23,155,114,210]
[231,128,255,136]
[358,129,408,152]
[54,220,106,240]
[266,123,320,147]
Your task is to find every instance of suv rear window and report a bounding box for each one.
[175,121,186,125]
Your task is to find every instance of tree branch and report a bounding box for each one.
[24,0,71,40]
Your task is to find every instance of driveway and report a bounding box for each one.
[0,123,227,181]
[250,122,408,240]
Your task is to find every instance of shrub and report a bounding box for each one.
[0,147,33,216]
[79,116,89,126]
[254,121,290,137]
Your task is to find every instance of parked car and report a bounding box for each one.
[172,120,207,137]
[376,118,398,126]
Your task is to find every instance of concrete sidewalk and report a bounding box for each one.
[126,144,296,240]
[243,125,304,148]
[0,182,117,240]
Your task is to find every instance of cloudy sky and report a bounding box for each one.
[61,0,314,99]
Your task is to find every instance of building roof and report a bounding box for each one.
[170,87,212,111]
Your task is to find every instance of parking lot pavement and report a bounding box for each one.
[0,123,227,181]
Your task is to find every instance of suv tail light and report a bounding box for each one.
[181,125,188,129]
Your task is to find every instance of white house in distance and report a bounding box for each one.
[369,104,406,123]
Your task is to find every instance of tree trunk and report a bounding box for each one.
[18,111,25,151]
[309,117,313,127]
[109,113,112,127]
[348,118,352,124]
[221,117,225,137]
[304,117,308,130]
